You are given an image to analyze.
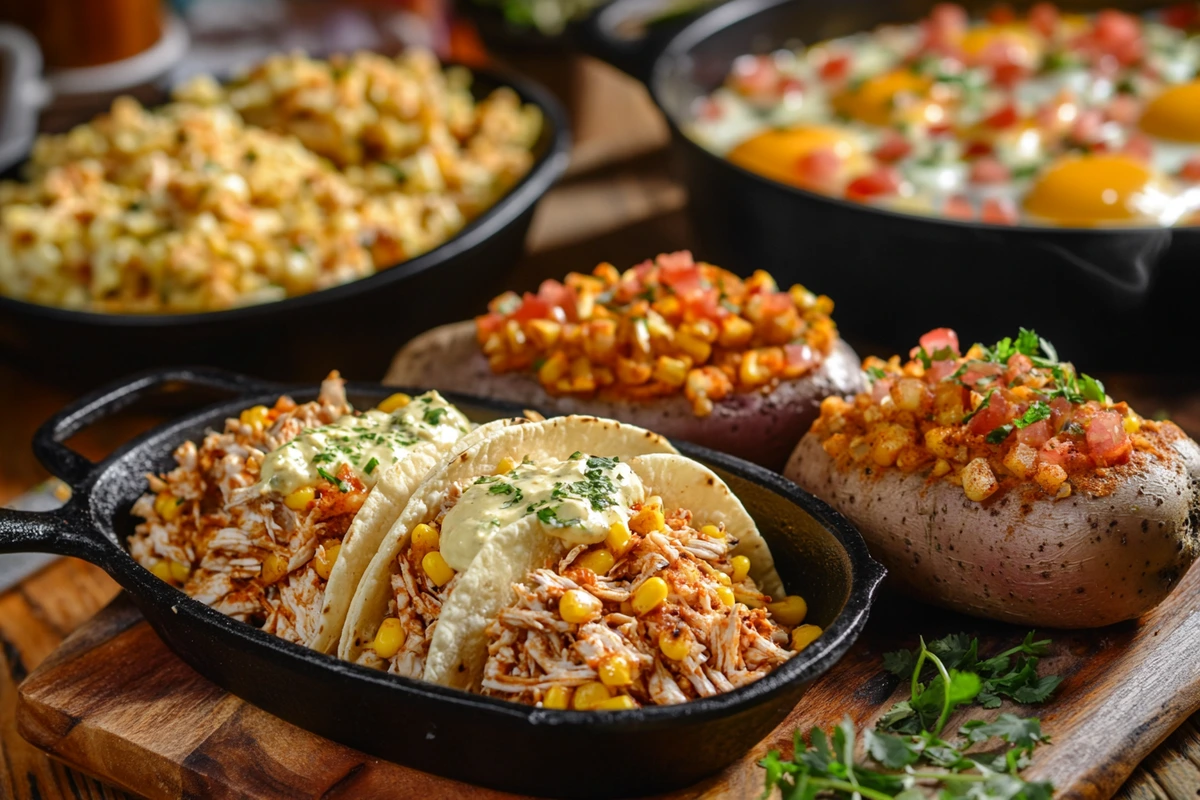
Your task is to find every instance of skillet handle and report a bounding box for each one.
[33,367,282,488]
[0,503,102,559]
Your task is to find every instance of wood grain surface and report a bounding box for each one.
[11,561,1200,800]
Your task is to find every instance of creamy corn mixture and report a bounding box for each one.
[0,50,542,314]
[476,251,840,417]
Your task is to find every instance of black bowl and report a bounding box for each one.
[0,367,885,798]
[578,0,1198,369]
[0,67,571,387]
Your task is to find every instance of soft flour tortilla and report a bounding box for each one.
[339,415,678,664]
[308,417,528,653]
[424,451,787,692]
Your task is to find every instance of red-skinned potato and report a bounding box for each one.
[784,328,1200,628]
[387,320,863,470]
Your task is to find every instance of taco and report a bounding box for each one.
[339,415,678,674]
[129,372,495,652]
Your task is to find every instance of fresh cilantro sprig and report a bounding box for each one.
[760,632,1059,800]
[985,402,1052,445]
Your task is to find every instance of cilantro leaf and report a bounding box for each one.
[867,366,888,381]
[1015,328,1041,357]
[1079,374,1107,403]
[1013,402,1051,429]
[986,424,1014,444]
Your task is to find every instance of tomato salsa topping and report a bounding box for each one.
[811,327,1168,502]
[475,252,839,416]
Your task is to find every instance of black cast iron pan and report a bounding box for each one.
[0,367,885,798]
[0,65,571,389]
[576,0,1198,369]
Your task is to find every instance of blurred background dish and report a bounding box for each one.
[578,0,1200,368]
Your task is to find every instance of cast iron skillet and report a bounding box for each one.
[577,0,1198,368]
[0,367,885,798]
[0,66,571,387]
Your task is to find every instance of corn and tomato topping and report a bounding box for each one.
[475,251,840,417]
[811,327,1169,502]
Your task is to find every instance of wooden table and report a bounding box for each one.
[2,54,1199,800]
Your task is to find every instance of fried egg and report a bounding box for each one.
[1023,154,1168,225]
[726,125,868,191]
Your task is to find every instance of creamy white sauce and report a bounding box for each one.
[439,454,644,572]
[258,391,470,496]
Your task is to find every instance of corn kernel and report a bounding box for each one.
[314,541,341,581]
[718,316,755,349]
[632,576,669,615]
[675,331,712,364]
[931,458,952,477]
[630,507,665,535]
[791,624,823,652]
[739,351,771,387]
[538,351,570,385]
[527,319,562,349]
[1123,415,1141,434]
[411,522,440,554]
[284,486,316,511]
[495,456,517,475]
[1035,463,1068,496]
[730,555,751,583]
[169,560,191,584]
[372,618,406,659]
[150,561,172,583]
[261,552,289,585]
[575,548,615,575]
[716,585,736,607]
[962,457,999,502]
[606,522,632,556]
[659,628,690,661]
[700,524,724,539]
[768,595,809,626]
[572,681,611,710]
[823,434,850,459]
[653,356,688,388]
[599,654,634,687]
[377,393,412,413]
[155,492,182,522]
[594,695,639,711]
[543,685,571,710]
[714,570,732,586]
[422,551,456,587]
[559,589,603,624]
[1002,443,1038,480]
[239,405,270,428]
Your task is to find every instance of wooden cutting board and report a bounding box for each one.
[15,561,1200,800]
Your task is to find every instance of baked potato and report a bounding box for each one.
[784,328,1200,628]
[386,252,863,469]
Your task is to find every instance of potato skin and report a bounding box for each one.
[784,427,1200,628]
[387,321,864,470]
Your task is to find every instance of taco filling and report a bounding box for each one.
[129,372,471,646]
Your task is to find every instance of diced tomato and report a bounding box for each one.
[846,166,902,201]
[874,130,913,162]
[780,77,806,96]
[930,3,969,36]
[659,252,703,296]
[1163,2,1199,29]
[872,378,895,403]
[988,3,1015,24]
[970,157,1011,184]
[928,359,960,381]
[961,361,1004,387]
[1180,155,1200,182]
[1086,410,1132,466]
[1105,93,1142,125]
[917,327,961,357]
[1050,396,1073,429]
[944,195,974,219]
[1039,436,1074,467]
[984,104,1019,130]
[967,390,1012,436]
[784,343,818,373]
[681,288,726,322]
[730,55,783,99]
[1069,108,1105,145]
[657,251,695,273]
[476,312,504,339]
[1121,133,1154,162]
[1029,2,1059,37]
[820,54,852,83]
[696,97,723,121]
[981,197,1018,225]
[1090,10,1144,64]
[1004,353,1033,384]
[964,140,995,158]
[1017,419,1053,449]
[511,292,552,322]
[797,146,845,190]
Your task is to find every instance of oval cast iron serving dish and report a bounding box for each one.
[577,0,1198,368]
[0,367,885,798]
[0,65,572,388]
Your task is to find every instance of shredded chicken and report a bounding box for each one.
[128,372,361,645]
[480,507,794,708]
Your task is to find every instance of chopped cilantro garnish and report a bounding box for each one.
[317,467,349,493]
[866,366,887,381]
[961,389,996,424]
[423,407,448,425]
[568,451,584,460]
[1014,401,1052,429]
[364,457,379,475]
[986,424,1014,444]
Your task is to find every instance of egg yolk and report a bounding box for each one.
[1023,155,1152,225]
[959,24,1042,67]
[1140,81,1200,143]
[727,125,863,190]
[831,70,932,126]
